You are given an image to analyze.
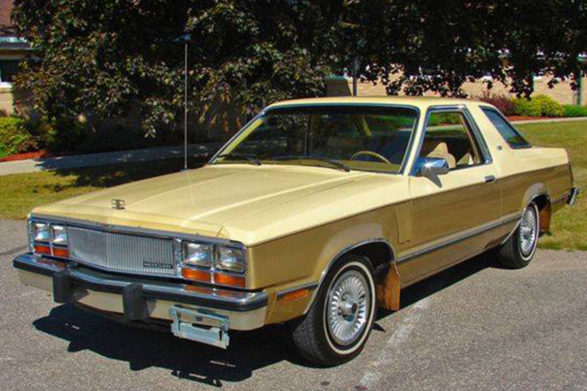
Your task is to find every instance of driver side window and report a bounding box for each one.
[419,111,484,170]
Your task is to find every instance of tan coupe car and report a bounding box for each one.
[14,97,578,365]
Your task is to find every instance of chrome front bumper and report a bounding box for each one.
[13,253,268,347]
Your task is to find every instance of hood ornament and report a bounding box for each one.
[111,199,126,210]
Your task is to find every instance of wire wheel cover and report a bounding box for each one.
[326,269,371,346]
[520,206,538,256]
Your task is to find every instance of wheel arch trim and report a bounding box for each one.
[502,191,551,245]
[302,238,396,315]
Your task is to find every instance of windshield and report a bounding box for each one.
[211,105,419,173]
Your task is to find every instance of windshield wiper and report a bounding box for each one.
[216,152,261,166]
[272,155,350,172]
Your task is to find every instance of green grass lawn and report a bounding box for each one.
[516,120,587,250]
[0,157,200,220]
[0,120,585,250]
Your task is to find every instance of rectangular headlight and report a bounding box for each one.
[51,225,68,245]
[182,241,213,268]
[33,223,51,242]
[215,246,245,273]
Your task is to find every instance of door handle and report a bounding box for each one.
[484,175,496,183]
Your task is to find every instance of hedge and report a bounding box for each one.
[0,117,36,159]
[563,105,587,117]
[513,95,565,117]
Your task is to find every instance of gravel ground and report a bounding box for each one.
[0,219,586,391]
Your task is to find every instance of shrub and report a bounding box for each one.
[512,98,542,117]
[563,105,587,117]
[0,117,36,158]
[23,116,176,155]
[513,95,564,117]
[477,92,517,115]
[533,95,564,117]
[26,117,85,153]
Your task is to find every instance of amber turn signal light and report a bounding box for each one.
[34,244,51,255]
[279,288,311,303]
[181,268,211,283]
[52,247,70,258]
[213,273,246,288]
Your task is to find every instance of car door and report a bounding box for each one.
[400,106,501,285]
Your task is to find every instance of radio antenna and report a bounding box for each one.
[183,31,190,171]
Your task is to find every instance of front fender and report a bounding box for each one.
[249,206,400,324]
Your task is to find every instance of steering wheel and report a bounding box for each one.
[350,150,392,164]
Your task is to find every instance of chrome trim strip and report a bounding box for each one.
[276,282,319,299]
[303,238,396,314]
[462,107,493,164]
[208,111,266,164]
[500,220,521,246]
[396,213,521,264]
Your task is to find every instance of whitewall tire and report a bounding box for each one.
[290,254,376,366]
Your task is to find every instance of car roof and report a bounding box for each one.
[267,96,484,110]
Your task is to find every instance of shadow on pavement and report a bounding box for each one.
[375,251,499,324]
[33,304,298,387]
[32,251,500,386]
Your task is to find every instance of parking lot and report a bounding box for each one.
[1,218,586,391]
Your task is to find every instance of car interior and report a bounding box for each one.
[418,112,483,170]
[228,108,483,174]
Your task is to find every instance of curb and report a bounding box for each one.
[510,117,587,124]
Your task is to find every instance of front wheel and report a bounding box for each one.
[498,202,540,269]
[290,254,376,366]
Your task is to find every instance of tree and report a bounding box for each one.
[12,0,587,138]
[336,0,587,97]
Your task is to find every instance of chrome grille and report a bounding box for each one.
[67,226,176,277]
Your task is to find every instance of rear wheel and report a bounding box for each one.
[290,254,376,366]
[498,202,540,269]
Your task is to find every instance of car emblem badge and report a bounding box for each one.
[111,199,126,210]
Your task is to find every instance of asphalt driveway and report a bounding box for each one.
[0,219,586,391]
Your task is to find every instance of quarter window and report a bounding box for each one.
[481,107,531,149]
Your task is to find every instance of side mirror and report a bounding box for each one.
[416,157,449,178]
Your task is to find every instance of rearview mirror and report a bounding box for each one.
[416,157,449,178]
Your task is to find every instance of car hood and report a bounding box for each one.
[33,164,406,245]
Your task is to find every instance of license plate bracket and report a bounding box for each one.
[170,306,230,349]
